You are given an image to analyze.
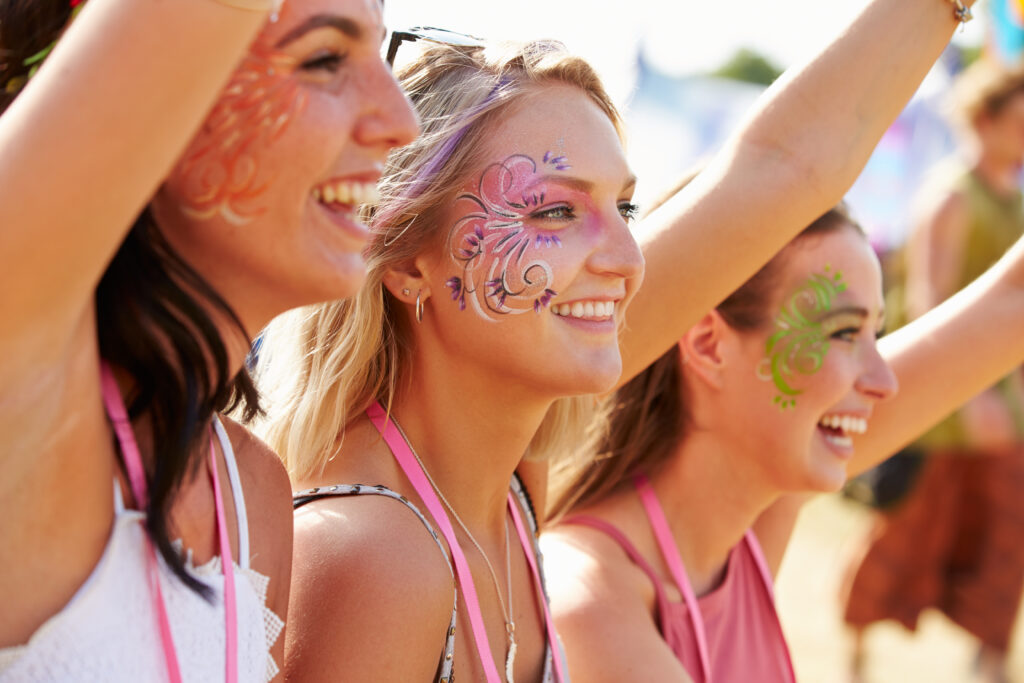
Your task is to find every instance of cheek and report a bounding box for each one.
[168,45,307,226]
[443,155,578,319]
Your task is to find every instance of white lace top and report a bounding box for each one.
[0,418,284,682]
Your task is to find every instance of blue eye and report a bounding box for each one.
[531,204,576,221]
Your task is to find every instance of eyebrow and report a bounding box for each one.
[275,15,364,48]
[536,174,639,195]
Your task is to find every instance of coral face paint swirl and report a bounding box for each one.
[175,37,308,225]
[445,153,576,320]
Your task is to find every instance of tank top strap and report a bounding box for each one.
[634,473,713,683]
[559,515,677,617]
[292,483,457,682]
[98,362,183,683]
[212,417,249,570]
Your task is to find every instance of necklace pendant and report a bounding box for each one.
[504,627,517,683]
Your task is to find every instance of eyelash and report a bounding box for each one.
[619,202,640,222]
[529,202,641,222]
[299,51,346,74]
[530,204,576,221]
[831,327,865,343]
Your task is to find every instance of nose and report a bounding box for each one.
[586,208,645,283]
[354,58,421,151]
[855,342,898,403]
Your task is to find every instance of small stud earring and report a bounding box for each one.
[402,288,411,296]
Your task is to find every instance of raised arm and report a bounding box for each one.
[620,0,971,385]
[848,233,1024,477]
[0,0,267,359]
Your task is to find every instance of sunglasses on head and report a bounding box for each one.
[385,26,486,66]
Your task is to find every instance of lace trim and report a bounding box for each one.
[173,539,283,682]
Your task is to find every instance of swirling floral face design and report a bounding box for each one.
[174,35,308,225]
[445,152,572,320]
[757,266,847,410]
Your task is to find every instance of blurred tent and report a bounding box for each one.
[623,48,964,252]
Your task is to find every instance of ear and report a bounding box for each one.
[381,253,436,305]
[679,310,736,390]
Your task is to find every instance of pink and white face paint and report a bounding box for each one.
[445,152,577,320]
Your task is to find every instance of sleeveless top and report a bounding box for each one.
[0,417,284,682]
[563,476,795,683]
[293,474,556,683]
[912,165,1024,448]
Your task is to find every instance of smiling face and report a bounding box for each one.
[417,85,644,399]
[152,0,419,333]
[721,226,898,493]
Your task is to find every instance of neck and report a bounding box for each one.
[648,426,779,596]
[390,345,553,535]
[971,149,1021,197]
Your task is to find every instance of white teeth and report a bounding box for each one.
[819,414,868,435]
[552,300,618,319]
[823,433,853,449]
[314,180,381,207]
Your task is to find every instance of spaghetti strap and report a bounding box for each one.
[560,516,669,592]
[292,484,457,682]
[213,417,249,570]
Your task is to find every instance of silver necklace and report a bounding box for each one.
[392,418,517,682]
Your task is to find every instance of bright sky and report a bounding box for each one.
[385,0,985,107]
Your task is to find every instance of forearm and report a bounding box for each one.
[850,236,1024,475]
[0,0,268,333]
[620,0,968,384]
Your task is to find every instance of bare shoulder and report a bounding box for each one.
[218,415,292,562]
[286,493,456,680]
[541,524,693,682]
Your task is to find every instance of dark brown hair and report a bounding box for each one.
[2,0,259,598]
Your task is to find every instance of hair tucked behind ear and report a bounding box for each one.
[3,0,260,598]
[255,40,623,480]
[547,204,862,520]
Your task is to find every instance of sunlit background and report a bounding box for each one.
[383,2,1024,682]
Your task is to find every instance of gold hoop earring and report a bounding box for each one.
[415,290,424,323]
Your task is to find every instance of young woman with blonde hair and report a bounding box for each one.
[539,130,1024,683]
[0,0,416,679]
[257,1,977,680]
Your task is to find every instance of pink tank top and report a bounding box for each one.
[564,475,795,683]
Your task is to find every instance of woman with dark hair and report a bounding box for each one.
[0,0,417,679]
[541,194,1024,681]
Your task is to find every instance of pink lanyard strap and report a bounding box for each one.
[368,402,565,682]
[507,493,567,682]
[367,402,503,683]
[634,474,797,683]
[634,474,712,683]
[100,362,237,683]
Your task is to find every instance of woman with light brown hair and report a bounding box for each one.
[539,120,1024,683]
[256,1,979,680]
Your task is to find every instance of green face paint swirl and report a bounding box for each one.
[757,266,847,410]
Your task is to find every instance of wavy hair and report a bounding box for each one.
[255,40,622,480]
[2,0,259,598]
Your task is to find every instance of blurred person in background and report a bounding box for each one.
[843,59,1024,683]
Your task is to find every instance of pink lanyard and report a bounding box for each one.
[367,402,565,682]
[100,362,238,683]
[633,474,795,683]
